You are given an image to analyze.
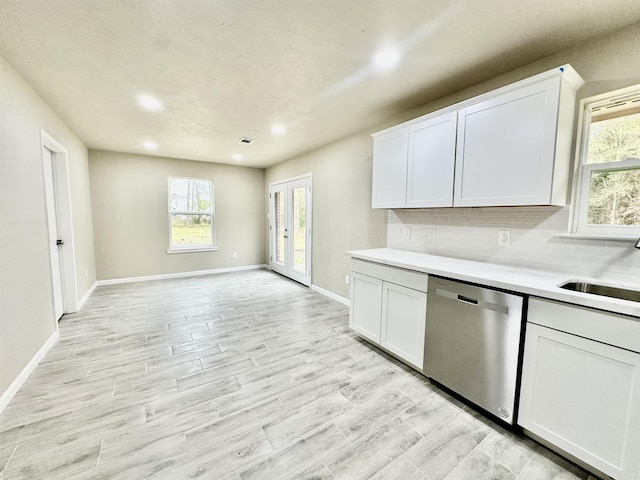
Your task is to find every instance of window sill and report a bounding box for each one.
[555,233,638,242]
[166,246,219,254]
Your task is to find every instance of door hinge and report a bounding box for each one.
[270,255,272,261]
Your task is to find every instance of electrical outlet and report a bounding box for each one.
[403,227,411,239]
[232,252,237,259]
[345,274,350,285]
[498,230,511,246]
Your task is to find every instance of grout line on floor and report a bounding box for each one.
[0,444,19,476]
[515,450,538,480]
[95,439,105,468]
[321,461,336,479]
[404,452,432,480]
[332,420,353,445]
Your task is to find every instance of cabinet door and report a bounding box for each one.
[454,76,561,206]
[349,272,382,343]
[406,111,457,208]
[519,323,640,480]
[380,282,427,369]
[371,127,409,209]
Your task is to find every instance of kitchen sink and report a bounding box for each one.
[559,281,640,303]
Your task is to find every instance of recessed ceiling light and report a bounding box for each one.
[373,48,400,69]
[143,141,158,150]
[137,94,163,112]
[271,124,287,136]
[232,153,243,161]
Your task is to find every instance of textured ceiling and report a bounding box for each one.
[2,1,640,168]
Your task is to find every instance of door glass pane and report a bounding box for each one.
[292,187,306,274]
[274,191,285,264]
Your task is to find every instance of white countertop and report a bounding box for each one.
[348,248,640,318]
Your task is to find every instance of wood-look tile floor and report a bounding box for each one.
[0,270,601,480]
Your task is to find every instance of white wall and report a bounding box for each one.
[265,134,387,299]
[0,55,96,398]
[90,150,266,280]
[388,208,640,286]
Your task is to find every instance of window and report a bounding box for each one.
[573,86,640,236]
[167,177,216,252]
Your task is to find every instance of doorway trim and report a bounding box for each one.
[41,129,79,321]
[268,173,312,286]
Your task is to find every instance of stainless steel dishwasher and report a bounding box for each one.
[424,276,525,424]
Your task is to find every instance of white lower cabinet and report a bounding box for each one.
[349,259,427,370]
[519,299,640,480]
[349,272,382,343]
[380,282,427,369]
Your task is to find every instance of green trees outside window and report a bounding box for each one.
[586,111,640,226]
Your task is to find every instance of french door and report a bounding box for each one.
[269,174,312,286]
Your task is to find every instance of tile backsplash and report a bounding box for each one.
[387,207,640,287]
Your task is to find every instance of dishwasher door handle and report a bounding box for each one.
[457,294,478,305]
[435,288,509,315]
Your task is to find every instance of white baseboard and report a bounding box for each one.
[311,284,350,306]
[0,330,59,415]
[77,281,97,311]
[96,264,269,286]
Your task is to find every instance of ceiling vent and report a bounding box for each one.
[238,137,255,144]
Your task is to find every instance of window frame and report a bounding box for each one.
[167,176,217,254]
[570,85,640,238]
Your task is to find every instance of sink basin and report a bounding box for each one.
[560,281,640,303]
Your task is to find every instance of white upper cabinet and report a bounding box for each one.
[371,128,409,209]
[406,112,457,208]
[454,76,562,206]
[372,111,457,209]
[371,65,584,209]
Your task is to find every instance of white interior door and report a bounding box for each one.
[269,175,312,286]
[43,147,64,320]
